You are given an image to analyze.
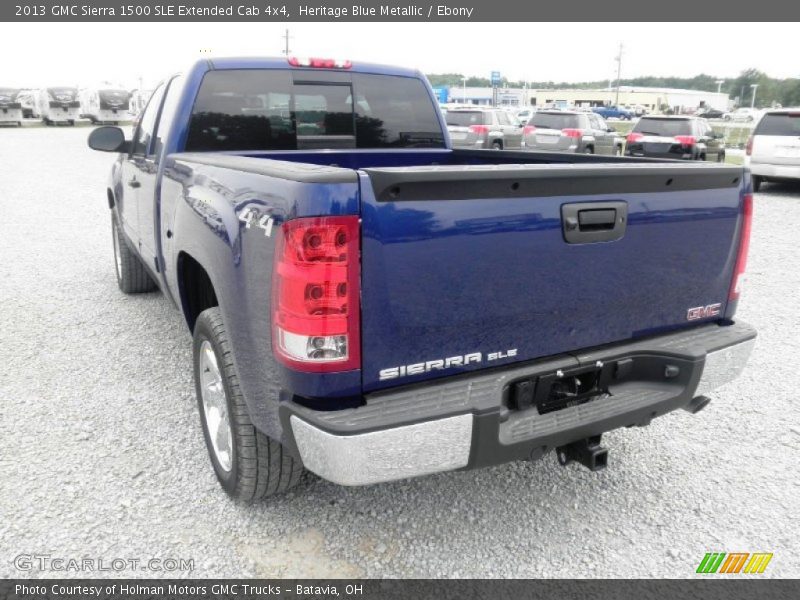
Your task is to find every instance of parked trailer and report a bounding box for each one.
[128,88,153,118]
[39,87,81,125]
[80,85,131,124]
[16,89,40,119]
[0,88,24,126]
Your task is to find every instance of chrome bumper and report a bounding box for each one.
[694,338,756,397]
[290,413,473,486]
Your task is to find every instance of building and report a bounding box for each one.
[443,85,730,113]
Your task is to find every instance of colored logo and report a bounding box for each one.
[696,552,773,574]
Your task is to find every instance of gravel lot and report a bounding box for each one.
[1,126,798,579]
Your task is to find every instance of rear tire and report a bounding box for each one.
[583,146,594,154]
[752,176,763,193]
[491,141,502,150]
[111,215,157,294]
[614,145,622,156]
[193,307,304,501]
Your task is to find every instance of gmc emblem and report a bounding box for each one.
[687,303,722,321]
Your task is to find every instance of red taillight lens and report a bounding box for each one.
[272,216,360,372]
[745,135,754,156]
[562,128,583,139]
[626,132,643,143]
[469,125,489,134]
[288,56,352,69]
[674,135,696,146]
[522,125,536,135]
[729,194,753,300]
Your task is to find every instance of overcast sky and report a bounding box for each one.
[1,22,797,89]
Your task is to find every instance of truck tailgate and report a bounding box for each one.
[359,163,746,392]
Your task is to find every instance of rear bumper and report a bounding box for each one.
[749,162,800,180]
[282,321,756,486]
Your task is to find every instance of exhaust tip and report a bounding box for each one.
[684,395,712,415]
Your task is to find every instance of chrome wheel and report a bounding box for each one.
[112,224,122,279]
[199,340,233,472]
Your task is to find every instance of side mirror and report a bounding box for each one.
[88,126,129,153]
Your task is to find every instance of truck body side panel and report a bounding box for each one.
[161,156,360,439]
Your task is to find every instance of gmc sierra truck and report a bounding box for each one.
[88,57,756,501]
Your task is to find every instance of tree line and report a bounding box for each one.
[427,69,800,108]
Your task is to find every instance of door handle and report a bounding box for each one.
[128,178,141,189]
[561,201,628,244]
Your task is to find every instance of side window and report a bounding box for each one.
[496,111,510,126]
[153,75,185,161]
[595,115,608,130]
[131,83,166,156]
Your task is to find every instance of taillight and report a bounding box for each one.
[729,194,753,301]
[469,125,489,134]
[288,56,352,69]
[626,132,643,143]
[674,135,696,146]
[272,216,360,372]
[561,128,583,139]
[523,125,536,135]
[745,135,754,156]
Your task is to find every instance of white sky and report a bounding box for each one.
[1,22,797,89]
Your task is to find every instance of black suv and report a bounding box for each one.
[625,116,725,161]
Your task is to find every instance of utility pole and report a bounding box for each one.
[281,29,292,55]
[750,84,759,109]
[716,80,725,93]
[614,43,623,107]
[462,76,467,104]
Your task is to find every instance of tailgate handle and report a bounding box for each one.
[562,201,628,244]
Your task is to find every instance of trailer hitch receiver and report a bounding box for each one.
[556,435,608,471]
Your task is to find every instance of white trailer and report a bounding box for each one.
[80,85,131,124]
[16,89,41,119]
[0,88,24,126]
[39,87,81,125]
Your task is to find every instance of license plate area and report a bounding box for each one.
[507,363,614,414]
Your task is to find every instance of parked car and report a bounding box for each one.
[697,107,726,119]
[446,107,523,149]
[625,116,725,161]
[86,56,755,500]
[746,108,800,191]
[592,105,634,120]
[515,108,535,125]
[723,108,759,122]
[523,110,623,155]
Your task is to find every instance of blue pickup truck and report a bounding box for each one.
[592,105,634,120]
[88,57,756,501]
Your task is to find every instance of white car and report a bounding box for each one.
[723,108,760,122]
[746,108,800,191]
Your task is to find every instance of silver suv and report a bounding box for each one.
[746,109,800,192]
[522,110,623,155]
[446,108,523,150]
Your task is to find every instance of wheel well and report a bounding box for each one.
[177,252,218,332]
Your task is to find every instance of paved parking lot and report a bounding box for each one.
[1,127,799,578]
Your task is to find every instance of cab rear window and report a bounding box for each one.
[632,118,693,136]
[755,114,800,136]
[186,69,445,151]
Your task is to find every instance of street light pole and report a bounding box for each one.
[716,80,724,93]
[614,43,623,107]
[750,84,759,109]
[461,77,467,105]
